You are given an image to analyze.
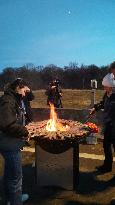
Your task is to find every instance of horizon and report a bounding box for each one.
[0,61,109,72]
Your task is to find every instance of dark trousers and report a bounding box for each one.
[103,124,115,168]
[0,150,22,205]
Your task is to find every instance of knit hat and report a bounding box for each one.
[102,73,115,87]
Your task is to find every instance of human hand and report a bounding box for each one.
[26,124,35,140]
[89,108,96,115]
[25,86,30,93]
[51,86,56,89]
[51,85,56,89]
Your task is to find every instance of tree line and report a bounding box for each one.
[0,63,109,90]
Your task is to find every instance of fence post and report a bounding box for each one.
[90,89,96,107]
[90,79,97,107]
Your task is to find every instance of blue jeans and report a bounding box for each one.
[0,150,23,205]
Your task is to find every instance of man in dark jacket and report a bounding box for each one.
[23,88,34,124]
[90,74,115,173]
[45,79,63,108]
[0,79,30,205]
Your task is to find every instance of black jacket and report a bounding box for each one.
[94,92,115,141]
[94,92,115,125]
[45,85,63,108]
[23,91,34,124]
[0,88,29,139]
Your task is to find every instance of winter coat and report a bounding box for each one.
[94,92,115,141]
[23,91,34,124]
[0,88,29,150]
[45,85,63,108]
[94,92,115,124]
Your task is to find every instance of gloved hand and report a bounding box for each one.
[89,108,96,115]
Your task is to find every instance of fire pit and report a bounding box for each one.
[27,104,90,154]
[28,119,90,154]
[27,104,95,191]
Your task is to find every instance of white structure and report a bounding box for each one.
[91,79,97,89]
[90,79,97,107]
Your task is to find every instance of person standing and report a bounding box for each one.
[90,74,115,173]
[45,79,63,108]
[0,79,30,205]
[23,87,34,124]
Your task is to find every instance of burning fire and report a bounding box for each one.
[46,103,69,132]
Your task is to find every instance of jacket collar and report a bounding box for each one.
[4,88,23,104]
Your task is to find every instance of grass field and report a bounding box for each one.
[0,89,105,108]
[31,89,105,108]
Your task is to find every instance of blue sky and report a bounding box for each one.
[0,0,115,71]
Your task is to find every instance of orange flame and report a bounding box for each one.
[46,103,57,131]
[46,103,69,132]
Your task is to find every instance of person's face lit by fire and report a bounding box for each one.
[16,86,30,97]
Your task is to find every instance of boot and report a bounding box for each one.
[7,193,29,205]
[96,164,112,173]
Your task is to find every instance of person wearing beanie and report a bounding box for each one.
[90,74,115,173]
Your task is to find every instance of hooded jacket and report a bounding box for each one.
[0,88,29,150]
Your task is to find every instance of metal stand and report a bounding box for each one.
[35,143,37,184]
[73,142,79,192]
[35,142,80,191]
